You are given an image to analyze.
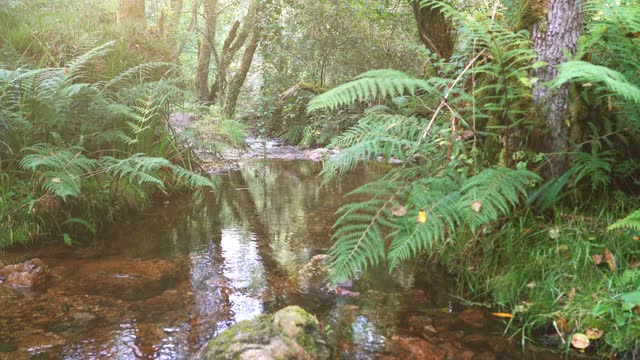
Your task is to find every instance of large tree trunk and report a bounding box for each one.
[194,0,218,102]
[222,27,261,118]
[411,0,455,60]
[117,0,145,24]
[532,0,584,177]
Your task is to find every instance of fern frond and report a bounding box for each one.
[20,144,96,200]
[553,61,640,104]
[171,165,217,189]
[100,62,178,91]
[102,154,170,187]
[329,177,409,282]
[64,41,115,81]
[387,177,461,270]
[308,70,444,112]
[458,167,540,231]
[608,209,640,232]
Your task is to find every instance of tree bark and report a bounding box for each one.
[209,0,257,103]
[222,27,261,118]
[194,0,218,102]
[532,0,583,177]
[411,0,455,60]
[117,0,146,24]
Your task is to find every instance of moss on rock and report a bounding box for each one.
[197,306,331,360]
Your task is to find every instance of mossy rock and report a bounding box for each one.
[197,306,331,360]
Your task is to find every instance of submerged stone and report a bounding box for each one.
[298,254,330,291]
[0,258,50,290]
[197,305,331,360]
[58,258,185,301]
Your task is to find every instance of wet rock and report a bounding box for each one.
[70,312,97,327]
[305,148,333,162]
[386,335,446,360]
[407,314,434,334]
[458,307,487,329]
[298,254,330,291]
[329,285,360,297]
[16,331,66,353]
[136,322,167,345]
[0,259,50,290]
[197,305,331,360]
[283,153,297,160]
[59,258,185,300]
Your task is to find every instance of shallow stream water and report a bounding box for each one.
[0,159,560,359]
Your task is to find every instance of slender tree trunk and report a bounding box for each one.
[532,0,583,177]
[209,0,256,103]
[175,0,199,63]
[117,0,146,24]
[165,0,183,49]
[411,0,454,60]
[222,27,261,118]
[194,0,218,102]
[209,21,242,103]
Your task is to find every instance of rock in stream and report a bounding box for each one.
[197,305,331,360]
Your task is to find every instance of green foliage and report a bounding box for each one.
[308,70,441,112]
[553,61,640,105]
[329,165,539,282]
[309,1,640,356]
[608,209,640,232]
[0,40,215,246]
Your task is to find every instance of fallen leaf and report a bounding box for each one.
[526,281,536,289]
[604,248,617,273]
[522,301,534,307]
[424,325,437,333]
[555,317,568,332]
[391,206,407,217]
[586,328,604,340]
[51,178,61,183]
[471,201,482,212]
[568,287,576,302]
[416,209,427,224]
[549,228,560,239]
[571,333,590,350]
[634,306,640,315]
[630,261,639,269]
[491,312,514,318]
[591,254,603,265]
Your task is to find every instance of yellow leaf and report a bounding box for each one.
[491,312,514,318]
[586,328,604,340]
[416,209,427,224]
[555,317,568,332]
[471,201,482,212]
[571,333,590,349]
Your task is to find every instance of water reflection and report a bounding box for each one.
[0,159,552,359]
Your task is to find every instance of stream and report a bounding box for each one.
[0,154,561,359]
